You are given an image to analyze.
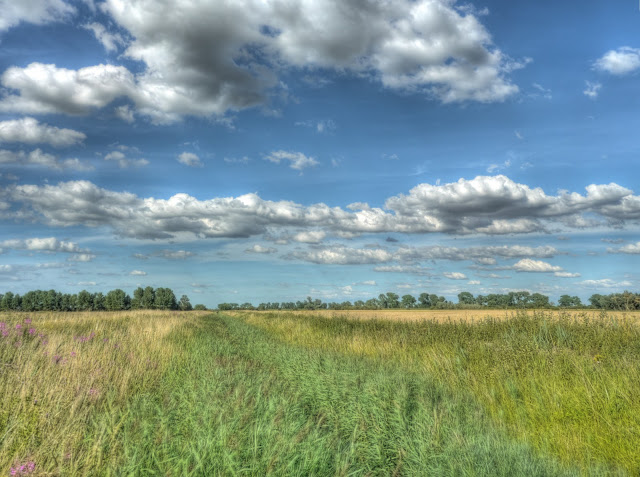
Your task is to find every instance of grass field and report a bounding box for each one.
[1,309,639,475]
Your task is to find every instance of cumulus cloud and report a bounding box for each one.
[67,253,96,262]
[554,272,581,278]
[265,150,319,171]
[512,258,562,273]
[0,117,85,147]
[292,230,326,244]
[245,244,277,254]
[0,0,523,121]
[608,241,640,254]
[83,22,126,53]
[0,237,83,253]
[5,175,640,241]
[579,278,632,289]
[444,272,467,280]
[104,150,149,168]
[0,0,75,33]
[0,149,93,170]
[288,246,393,265]
[594,47,640,75]
[0,63,136,115]
[177,152,203,167]
[130,270,147,276]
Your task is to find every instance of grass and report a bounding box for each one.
[1,309,638,475]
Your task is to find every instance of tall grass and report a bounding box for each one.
[1,309,635,475]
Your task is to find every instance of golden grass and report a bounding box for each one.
[231,308,640,323]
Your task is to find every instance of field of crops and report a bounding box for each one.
[1,309,639,475]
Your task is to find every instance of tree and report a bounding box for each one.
[194,304,207,310]
[142,286,156,309]
[418,293,431,308]
[386,292,400,309]
[401,294,416,308]
[131,287,144,309]
[105,289,131,311]
[93,292,105,311]
[1,292,14,311]
[457,292,475,306]
[77,290,93,311]
[178,295,192,311]
[155,288,177,310]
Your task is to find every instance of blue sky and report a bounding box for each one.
[0,0,639,306]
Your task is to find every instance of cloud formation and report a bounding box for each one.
[0,149,92,170]
[0,117,85,147]
[0,0,524,121]
[4,175,640,241]
[594,47,640,75]
[177,152,203,167]
[265,150,319,171]
[0,0,75,33]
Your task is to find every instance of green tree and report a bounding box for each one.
[457,291,476,306]
[77,290,93,311]
[105,289,131,311]
[155,288,177,310]
[194,304,207,310]
[178,295,192,311]
[401,294,416,308]
[142,286,156,309]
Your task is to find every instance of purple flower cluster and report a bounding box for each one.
[74,332,96,343]
[9,461,36,475]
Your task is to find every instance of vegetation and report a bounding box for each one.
[1,309,639,475]
[0,287,196,312]
[219,290,640,311]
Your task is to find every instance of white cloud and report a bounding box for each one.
[0,0,75,33]
[512,258,562,273]
[0,265,13,272]
[83,22,126,53]
[0,149,92,170]
[224,156,250,164]
[444,272,467,280]
[6,175,640,242]
[554,272,581,278]
[579,278,632,289]
[0,0,523,121]
[608,241,640,254]
[0,237,82,253]
[245,244,277,254]
[594,47,640,75]
[468,280,481,285]
[177,152,203,167]
[289,246,393,265]
[0,63,136,115]
[157,250,195,260]
[583,81,601,99]
[0,117,85,147]
[265,150,319,171]
[292,230,326,244]
[67,253,96,262]
[130,270,147,276]
[104,150,149,168]
[373,265,432,275]
[361,280,377,286]
[115,105,135,123]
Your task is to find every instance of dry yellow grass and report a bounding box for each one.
[232,308,640,323]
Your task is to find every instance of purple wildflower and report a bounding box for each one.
[70,351,77,357]
[15,324,22,330]
[28,328,36,335]
[1,330,8,337]
[0,322,6,329]
[24,318,31,324]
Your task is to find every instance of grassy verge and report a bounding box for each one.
[1,310,634,475]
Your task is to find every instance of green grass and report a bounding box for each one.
[1,310,637,475]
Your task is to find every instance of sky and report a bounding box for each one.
[0,0,639,307]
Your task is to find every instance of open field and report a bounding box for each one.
[232,308,640,323]
[1,309,639,475]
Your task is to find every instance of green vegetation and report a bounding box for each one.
[1,309,638,475]
[0,287,201,312]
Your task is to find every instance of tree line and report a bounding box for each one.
[219,290,640,311]
[0,287,205,312]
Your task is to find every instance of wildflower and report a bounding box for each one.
[28,328,36,335]
[1,330,8,337]
[70,351,77,357]
[0,322,6,329]
[24,318,31,324]
[53,355,61,364]
[15,324,22,330]
[103,338,109,343]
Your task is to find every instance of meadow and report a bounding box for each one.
[1,309,639,475]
